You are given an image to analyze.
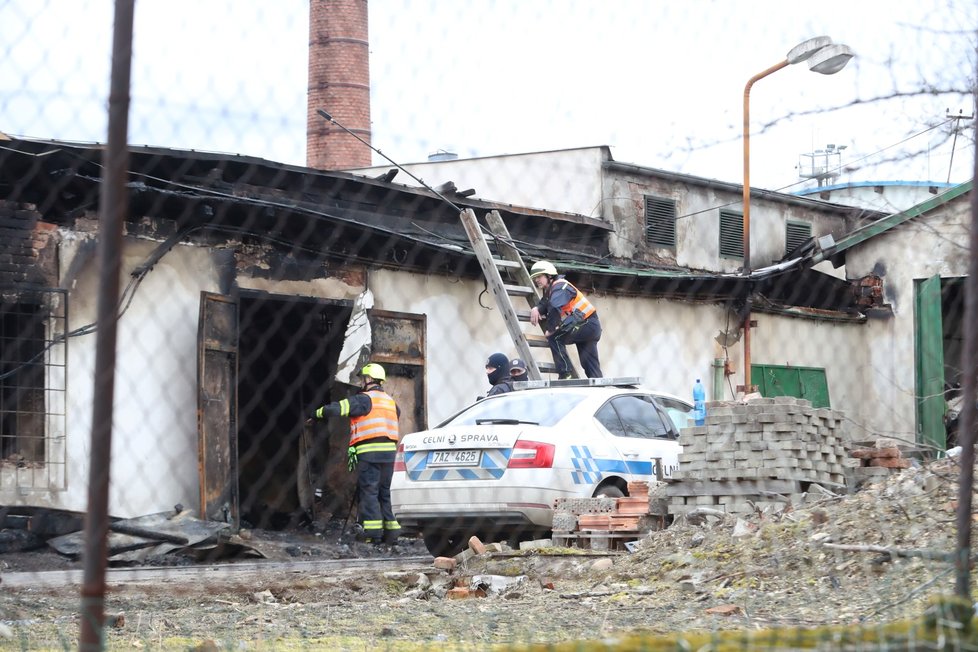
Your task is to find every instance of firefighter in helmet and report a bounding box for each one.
[528,260,603,379]
[310,363,401,545]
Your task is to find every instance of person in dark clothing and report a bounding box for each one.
[309,363,401,545]
[510,357,528,383]
[484,351,515,398]
[528,260,603,379]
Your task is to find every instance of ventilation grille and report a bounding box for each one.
[786,221,813,255]
[719,210,743,259]
[645,196,676,247]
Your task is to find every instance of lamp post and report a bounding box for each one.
[740,37,854,395]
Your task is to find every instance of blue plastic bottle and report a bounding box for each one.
[693,378,706,426]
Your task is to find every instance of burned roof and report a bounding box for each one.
[0,135,880,317]
[0,135,611,273]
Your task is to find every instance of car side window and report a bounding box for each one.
[595,402,627,437]
[606,395,672,439]
[654,396,693,432]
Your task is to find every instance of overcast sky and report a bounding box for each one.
[1,0,975,195]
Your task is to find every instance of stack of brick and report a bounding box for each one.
[552,487,665,549]
[848,437,911,487]
[667,396,850,516]
[551,496,617,536]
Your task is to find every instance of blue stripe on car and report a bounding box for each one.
[404,447,658,483]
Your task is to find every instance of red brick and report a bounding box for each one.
[447,587,472,600]
[433,557,457,570]
[851,447,901,459]
[468,535,486,555]
[868,457,911,469]
[307,0,372,169]
[626,481,650,496]
[616,497,650,514]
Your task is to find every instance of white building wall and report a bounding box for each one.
[349,147,608,217]
[2,235,371,518]
[368,269,871,430]
[798,183,954,213]
[750,312,870,438]
[604,172,852,273]
[37,238,222,518]
[13,221,889,517]
[843,203,971,443]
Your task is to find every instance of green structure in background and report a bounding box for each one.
[751,364,830,409]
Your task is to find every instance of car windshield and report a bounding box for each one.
[440,391,586,428]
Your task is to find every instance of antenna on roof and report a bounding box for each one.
[946,108,974,184]
[316,108,464,214]
[797,143,847,187]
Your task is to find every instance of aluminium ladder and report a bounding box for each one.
[458,208,580,381]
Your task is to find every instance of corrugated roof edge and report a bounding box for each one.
[811,180,973,265]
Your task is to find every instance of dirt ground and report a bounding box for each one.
[1,456,975,650]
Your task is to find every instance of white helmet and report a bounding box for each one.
[529,260,558,279]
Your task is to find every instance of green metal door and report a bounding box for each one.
[914,276,945,449]
[751,364,830,408]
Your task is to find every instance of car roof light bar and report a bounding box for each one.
[514,377,643,390]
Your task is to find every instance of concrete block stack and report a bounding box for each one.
[667,396,850,516]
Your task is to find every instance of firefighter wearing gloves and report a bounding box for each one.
[311,363,401,545]
[528,260,603,379]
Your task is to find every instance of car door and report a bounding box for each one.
[594,394,680,481]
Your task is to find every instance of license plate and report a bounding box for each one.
[428,449,481,467]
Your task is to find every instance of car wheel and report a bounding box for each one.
[422,530,467,557]
[594,484,624,498]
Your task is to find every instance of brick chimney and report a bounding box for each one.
[306,0,372,170]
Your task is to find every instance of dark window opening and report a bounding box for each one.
[0,289,67,473]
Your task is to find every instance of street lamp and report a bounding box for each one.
[740,36,853,395]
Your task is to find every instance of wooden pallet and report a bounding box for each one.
[552,530,641,551]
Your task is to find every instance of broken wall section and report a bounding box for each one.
[668,397,852,516]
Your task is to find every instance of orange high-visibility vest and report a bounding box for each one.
[553,279,596,319]
[349,389,399,446]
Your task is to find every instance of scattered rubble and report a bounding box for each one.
[2,395,974,647]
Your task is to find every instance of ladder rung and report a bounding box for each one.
[526,334,550,347]
[493,258,520,269]
[516,310,532,322]
[537,362,560,374]
[503,284,535,297]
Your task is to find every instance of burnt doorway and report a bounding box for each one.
[235,291,352,530]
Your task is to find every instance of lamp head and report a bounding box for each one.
[786,36,834,64]
[808,44,855,75]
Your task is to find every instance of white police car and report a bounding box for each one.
[391,378,692,556]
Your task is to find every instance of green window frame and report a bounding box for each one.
[719,209,743,259]
[645,196,676,248]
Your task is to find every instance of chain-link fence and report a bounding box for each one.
[1,0,977,649]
